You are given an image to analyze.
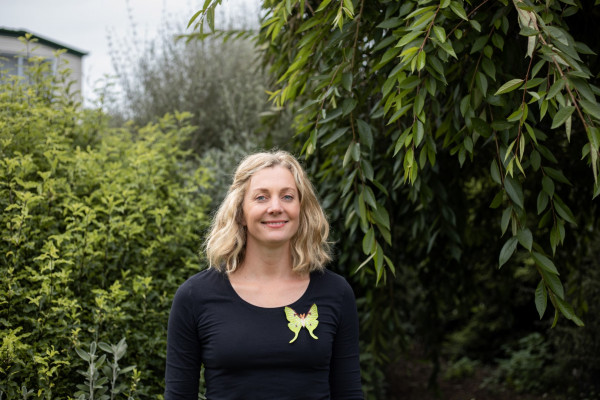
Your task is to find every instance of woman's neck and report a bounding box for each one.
[235,241,297,280]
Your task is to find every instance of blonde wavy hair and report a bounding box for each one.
[205,150,331,274]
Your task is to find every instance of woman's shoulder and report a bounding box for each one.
[311,268,355,294]
[175,267,228,299]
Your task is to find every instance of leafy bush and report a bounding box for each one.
[0,55,211,398]
[488,333,552,394]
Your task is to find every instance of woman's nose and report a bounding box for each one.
[268,198,282,213]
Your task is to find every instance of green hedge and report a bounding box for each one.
[1,57,212,398]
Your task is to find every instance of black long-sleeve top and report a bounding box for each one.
[165,268,363,400]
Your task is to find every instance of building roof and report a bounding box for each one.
[0,27,88,57]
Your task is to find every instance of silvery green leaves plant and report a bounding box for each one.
[189,0,598,330]
[74,339,136,400]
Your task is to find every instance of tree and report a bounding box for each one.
[108,13,294,205]
[189,0,600,396]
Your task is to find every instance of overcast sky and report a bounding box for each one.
[1,0,259,102]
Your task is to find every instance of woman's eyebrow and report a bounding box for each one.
[251,187,297,193]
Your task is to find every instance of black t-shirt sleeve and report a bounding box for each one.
[164,280,202,399]
[329,281,364,400]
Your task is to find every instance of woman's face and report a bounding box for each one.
[242,166,301,249]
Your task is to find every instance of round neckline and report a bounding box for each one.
[224,272,314,310]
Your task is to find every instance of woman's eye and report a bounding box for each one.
[282,195,294,201]
[256,195,267,201]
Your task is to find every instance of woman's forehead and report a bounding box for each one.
[247,166,297,190]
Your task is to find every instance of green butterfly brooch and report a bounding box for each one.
[284,303,319,343]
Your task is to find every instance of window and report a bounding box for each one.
[0,52,57,81]
[0,52,22,76]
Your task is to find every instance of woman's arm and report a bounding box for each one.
[164,284,202,399]
[329,283,364,400]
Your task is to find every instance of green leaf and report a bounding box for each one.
[343,0,354,15]
[438,40,458,59]
[416,51,427,71]
[553,195,577,224]
[517,228,533,251]
[361,159,374,181]
[541,268,564,299]
[450,1,468,20]
[388,104,413,125]
[544,167,571,185]
[414,121,425,146]
[470,19,482,32]
[357,192,367,226]
[532,251,559,275]
[373,35,397,52]
[499,236,518,268]
[542,176,555,196]
[374,242,385,284]
[379,47,402,66]
[587,126,600,152]
[363,185,377,209]
[491,33,504,50]
[524,123,538,144]
[356,119,374,149]
[343,142,354,167]
[568,77,595,103]
[494,79,524,95]
[490,159,501,184]
[501,207,511,235]
[316,0,333,12]
[362,227,375,255]
[475,71,488,95]
[97,342,113,353]
[552,308,559,328]
[554,295,585,326]
[535,280,547,319]
[490,191,503,208]
[433,25,446,43]
[544,25,569,46]
[504,176,524,209]
[481,58,496,80]
[377,17,404,29]
[551,106,575,129]
[397,30,424,47]
[322,127,349,147]
[355,253,375,273]
[342,72,353,92]
[470,36,488,54]
[351,141,361,162]
[472,117,492,138]
[342,98,358,115]
[75,347,90,362]
[580,99,600,121]
[530,150,541,170]
[371,203,391,230]
[547,78,565,100]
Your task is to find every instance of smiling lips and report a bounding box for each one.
[262,220,287,227]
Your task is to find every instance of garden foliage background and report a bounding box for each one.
[2,0,600,398]
[1,56,212,398]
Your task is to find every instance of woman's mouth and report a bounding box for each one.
[262,220,287,227]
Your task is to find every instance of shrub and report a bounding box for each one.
[1,55,211,398]
[487,333,552,394]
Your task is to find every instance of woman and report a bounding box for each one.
[165,151,363,399]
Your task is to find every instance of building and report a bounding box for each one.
[0,27,87,95]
